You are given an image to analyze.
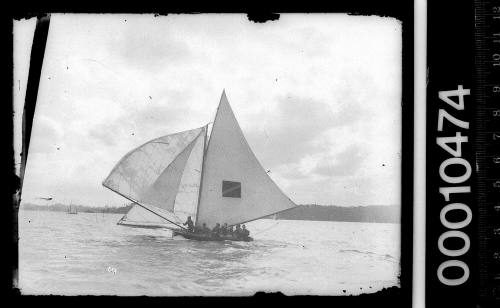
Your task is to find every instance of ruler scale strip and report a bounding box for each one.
[475,0,500,301]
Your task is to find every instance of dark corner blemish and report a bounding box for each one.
[12,12,50,21]
[247,13,280,23]
[348,13,397,19]
[253,291,285,297]
[357,285,401,297]
[10,173,21,196]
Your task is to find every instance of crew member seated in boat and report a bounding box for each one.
[221,223,229,236]
[183,216,194,232]
[212,223,221,236]
[193,224,202,233]
[241,225,250,238]
[202,223,210,234]
[234,224,242,238]
[227,225,234,236]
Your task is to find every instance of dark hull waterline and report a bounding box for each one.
[173,229,253,242]
[117,222,171,229]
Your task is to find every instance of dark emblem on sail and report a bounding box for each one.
[222,181,241,198]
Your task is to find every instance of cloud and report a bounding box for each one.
[281,175,378,206]
[312,144,366,177]
[109,22,192,73]
[88,122,122,147]
[86,88,198,148]
[244,87,370,171]
[18,14,402,208]
[28,116,64,155]
[245,95,336,168]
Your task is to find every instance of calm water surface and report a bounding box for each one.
[18,210,400,296]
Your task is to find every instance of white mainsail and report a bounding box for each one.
[196,91,297,228]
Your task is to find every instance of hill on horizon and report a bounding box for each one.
[20,202,400,223]
[274,204,400,223]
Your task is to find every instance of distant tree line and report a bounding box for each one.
[272,204,400,223]
[20,202,133,214]
[20,203,400,223]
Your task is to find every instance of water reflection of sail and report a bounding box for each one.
[103,90,298,234]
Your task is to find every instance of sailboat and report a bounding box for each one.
[102,90,298,241]
[68,204,78,214]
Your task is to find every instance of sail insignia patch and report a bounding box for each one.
[222,181,241,198]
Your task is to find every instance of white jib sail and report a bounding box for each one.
[103,127,203,227]
[103,128,202,211]
[118,204,180,229]
[197,91,297,228]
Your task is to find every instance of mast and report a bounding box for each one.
[194,124,209,226]
[194,91,225,227]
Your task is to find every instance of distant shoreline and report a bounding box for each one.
[20,203,133,214]
[19,203,400,224]
[275,204,400,223]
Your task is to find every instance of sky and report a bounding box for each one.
[14,14,402,207]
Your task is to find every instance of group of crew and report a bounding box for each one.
[183,216,250,239]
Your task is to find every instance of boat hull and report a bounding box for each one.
[173,230,253,242]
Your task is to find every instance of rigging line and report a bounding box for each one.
[227,204,300,228]
[102,185,187,230]
[253,220,281,236]
[149,142,171,145]
[194,124,209,226]
[205,91,225,152]
[103,127,202,184]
